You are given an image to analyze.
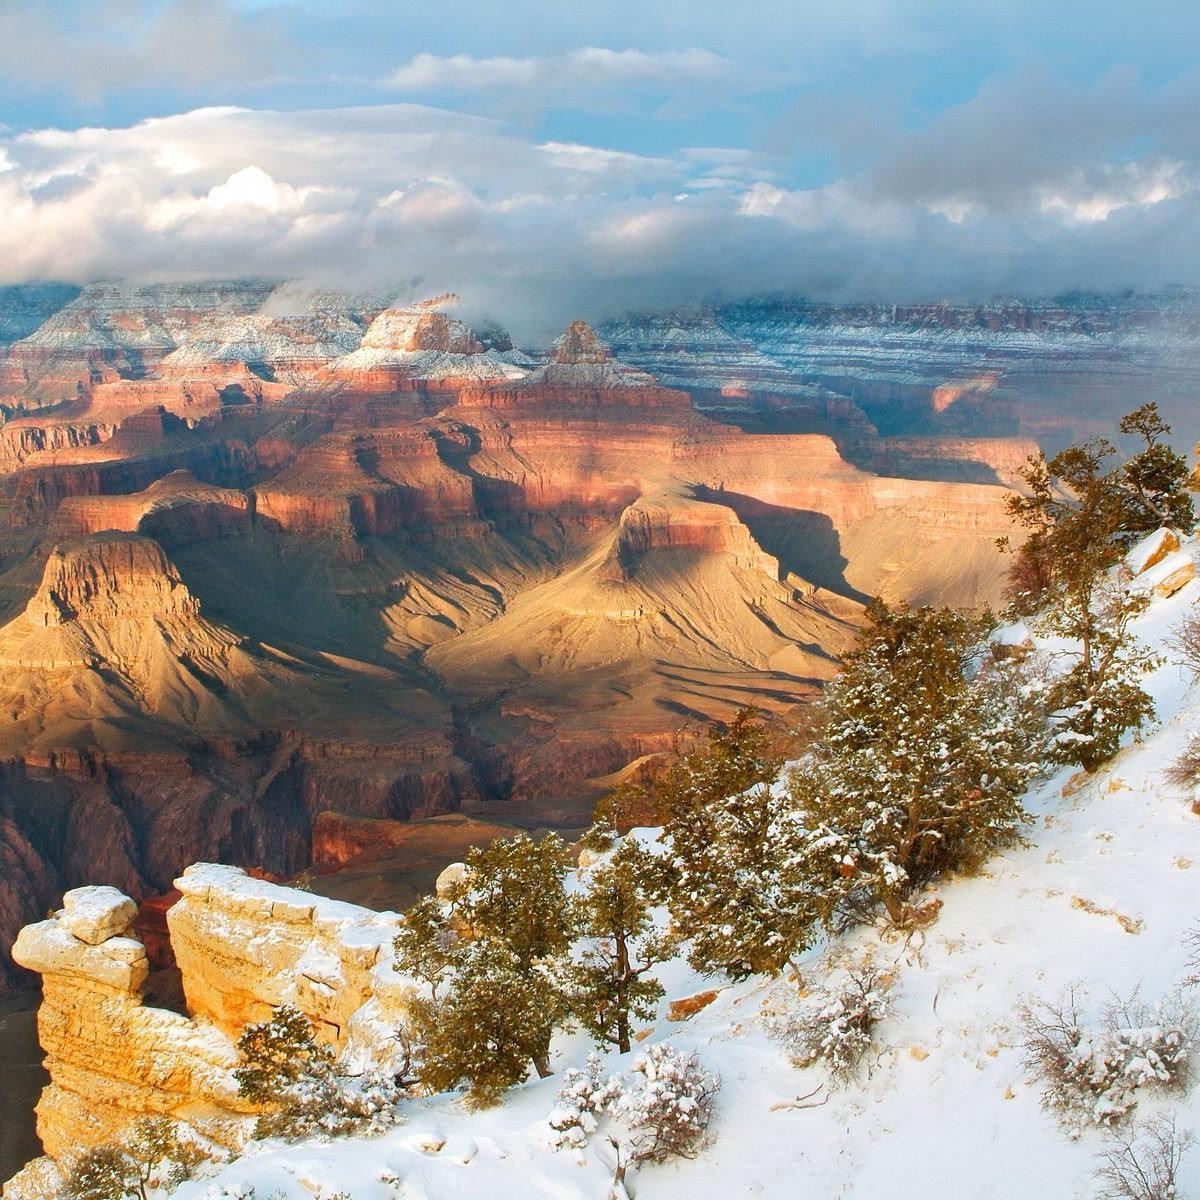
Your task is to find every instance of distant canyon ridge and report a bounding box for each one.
[0,281,1196,989]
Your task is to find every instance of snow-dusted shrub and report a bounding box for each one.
[1022,991,1196,1136]
[617,1044,720,1164]
[1167,732,1200,800]
[547,1044,719,1165]
[1167,609,1200,680]
[235,1004,403,1141]
[547,1054,623,1151]
[60,1118,209,1200]
[1097,1116,1193,1200]
[773,966,892,1082]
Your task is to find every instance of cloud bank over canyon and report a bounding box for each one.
[1,2,1199,332]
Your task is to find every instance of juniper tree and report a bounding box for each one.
[399,833,575,1101]
[451,832,574,1077]
[1003,434,1160,770]
[568,835,673,1053]
[1118,402,1195,536]
[61,1119,204,1200]
[643,710,817,979]
[412,938,562,1107]
[789,602,1044,926]
[235,1003,399,1139]
[392,895,458,1001]
[62,1147,143,1200]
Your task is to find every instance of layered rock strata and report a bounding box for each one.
[7,867,415,1194]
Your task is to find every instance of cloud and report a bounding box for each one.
[0,0,288,104]
[0,80,1198,337]
[382,47,776,114]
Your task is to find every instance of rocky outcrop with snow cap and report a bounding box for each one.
[6,865,420,1195]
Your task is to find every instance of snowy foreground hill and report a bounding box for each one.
[168,543,1200,1199]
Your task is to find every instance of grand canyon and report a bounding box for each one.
[0,278,1196,1007]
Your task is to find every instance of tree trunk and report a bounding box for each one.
[532,1048,553,1078]
[616,930,631,1054]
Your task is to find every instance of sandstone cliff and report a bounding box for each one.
[6,867,415,1196]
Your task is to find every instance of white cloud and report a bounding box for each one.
[382,46,774,112]
[1,96,1200,335]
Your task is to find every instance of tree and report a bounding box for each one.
[451,832,574,1077]
[61,1120,204,1200]
[392,895,458,1001]
[1118,403,1195,536]
[235,1004,400,1139]
[412,938,562,1108]
[789,602,1044,926]
[639,710,816,979]
[399,833,576,1103]
[568,836,673,1053]
[62,1147,142,1200]
[1003,436,1160,770]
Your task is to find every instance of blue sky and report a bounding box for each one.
[0,0,1198,323]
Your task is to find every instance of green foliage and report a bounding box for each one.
[1118,403,1195,536]
[455,833,574,972]
[397,833,576,1104]
[650,710,817,978]
[790,602,1045,925]
[235,1004,400,1140]
[392,896,458,999]
[61,1119,205,1200]
[411,939,562,1108]
[567,836,672,1053]
[1003,420,1163,771]
[62,1147,144,1200]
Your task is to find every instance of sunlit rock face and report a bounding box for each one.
[6,866,415,1193]
[0,292,1042,999]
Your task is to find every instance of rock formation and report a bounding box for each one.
[0,291,1040,999]
[6,867,414,1195]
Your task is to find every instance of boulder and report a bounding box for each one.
[1126,527,1181,576]
[60,885,138,946]
[435,861,471,900]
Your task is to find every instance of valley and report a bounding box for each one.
[0,281,1193,1004]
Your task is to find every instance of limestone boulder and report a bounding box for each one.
[60,885,138,946]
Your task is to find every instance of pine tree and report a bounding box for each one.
[568,836,672,1053]
[790,602,1044,926]
[1118,402,1195,535]
[647,710,817,978]
[1002,432,1161,770]
[412,938,561,1108]
[451,832,574,1078]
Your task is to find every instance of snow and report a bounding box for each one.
[1127,528,1179,576]
[1132,550,1195,596]
[164,541,1200,1198]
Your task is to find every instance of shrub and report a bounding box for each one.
[1168,610,1200,680]
[617,1044,720,1165]
[1022,990,1195,1136]
[60,1119,208,1200]
[547,1043,719,1166]
[235,1004,402,1140]
[1097,1116,1193,1200]
[1167,732,1200,800]
[773,966,893,1082]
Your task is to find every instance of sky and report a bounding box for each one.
[1,0,1199,328]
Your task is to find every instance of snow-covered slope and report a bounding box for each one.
[166,537,1200,1200]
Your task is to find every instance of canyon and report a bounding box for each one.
[0,281,1192,1017]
